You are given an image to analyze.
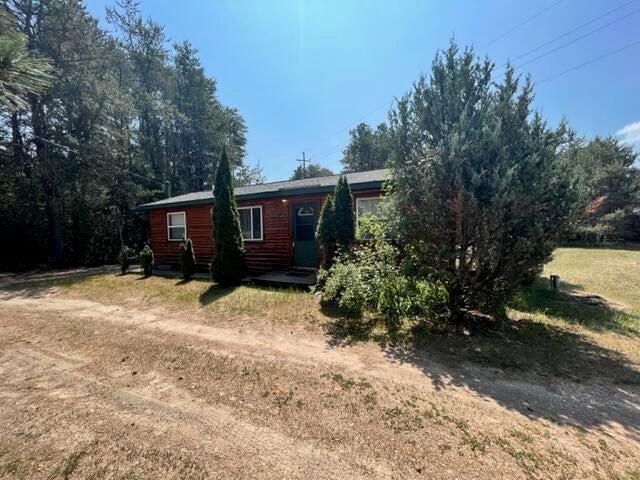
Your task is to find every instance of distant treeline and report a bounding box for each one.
[0,0,262,270]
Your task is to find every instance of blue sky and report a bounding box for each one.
[85,0,640,180]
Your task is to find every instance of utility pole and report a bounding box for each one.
[296,151,309,178]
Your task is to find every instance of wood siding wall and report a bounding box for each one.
[147,188,382,272]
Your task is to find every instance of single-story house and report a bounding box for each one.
[138,168,389,272]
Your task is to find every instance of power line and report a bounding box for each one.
[301,0,634,165]
[479,0,565,49]
[313,39,640,165]
[507,0,637,64]
[512,5,640,71]
[306,99,394,157]
[302,2,565,163]
[537,38,640,84]
[312,143,348,163]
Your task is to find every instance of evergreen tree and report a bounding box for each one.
[333,176,356,249]
[0,0,249,270]
[388,42,582,320]
[573,136,639,242]
[342,122,391,173]
[234,162,266,186]
[179,238,197,280]
[290,164,334,180]
[316,196,336,268]
[139,244,154,277]
[0,10,52,110]
[210,147,246,285]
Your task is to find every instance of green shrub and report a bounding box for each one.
[319,238,449,331]
[179,238,196,280]
[118,245,135,274]
[139,244,154,277]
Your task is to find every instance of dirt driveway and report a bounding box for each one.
[0,271,638,479]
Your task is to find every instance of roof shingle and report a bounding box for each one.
[138,169,389,210]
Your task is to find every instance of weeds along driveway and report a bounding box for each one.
[0,268,639,479]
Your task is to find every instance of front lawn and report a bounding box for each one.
[13,246,638,381]
[1,246,638,479]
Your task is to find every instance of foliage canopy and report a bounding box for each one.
[387,42,582,318]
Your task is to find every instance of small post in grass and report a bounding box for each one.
[549,274,560,291]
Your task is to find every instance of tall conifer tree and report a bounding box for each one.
[210,147,246,285]
[333,176,356,249]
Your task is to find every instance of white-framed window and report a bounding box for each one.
[238,205,263,241]
[356,196,384,227]
[167,211,186,241]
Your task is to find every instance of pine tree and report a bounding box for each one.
[341,122,391,173]
[179,238,197,280]
[210,147,246,285]
[0,10,52,110]
[290,164,334,180]
[316,196,336,268]
[333,176,356,249]
[388,41,582,320]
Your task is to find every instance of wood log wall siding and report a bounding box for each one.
[147,189,382,272]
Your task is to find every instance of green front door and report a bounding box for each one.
[293,202,318,268]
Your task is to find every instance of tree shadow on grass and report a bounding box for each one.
[198,285,236,306]
[510,277,638,336]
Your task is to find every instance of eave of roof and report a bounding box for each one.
[137,169,389,211]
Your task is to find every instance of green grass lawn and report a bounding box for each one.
[541,247,640,319]
[511,248,640,336]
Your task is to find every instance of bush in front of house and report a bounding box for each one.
[139,244,154,277]
[319,233,449,332]
[316,195,336,268]
[210,146,246,285]
[180,238,196,280]
[118,245,135,274]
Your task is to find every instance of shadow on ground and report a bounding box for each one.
[511,278,638,336]
[0,269,117,299]
[323,278,640,438]
[198,285,237,306]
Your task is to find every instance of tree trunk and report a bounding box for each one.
[45,189,65,268]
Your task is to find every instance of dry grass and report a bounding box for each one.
[42,274,327,332]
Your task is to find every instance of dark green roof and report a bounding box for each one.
[138,169,389,210]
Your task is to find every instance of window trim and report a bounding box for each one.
[167,211,187,242]
[355,196,383,228]
[237,205,263,241]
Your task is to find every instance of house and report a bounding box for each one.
[138,169,389,272]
